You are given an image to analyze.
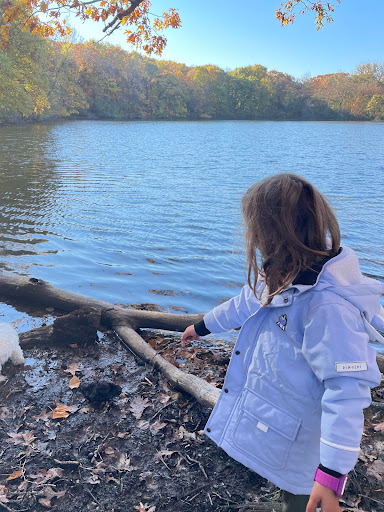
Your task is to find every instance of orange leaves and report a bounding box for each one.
[65,362,80,376]
[52,404,73,419]
[0,0,180,56]
[6,470,23,482]
[65,362,81,388]
[69,375,81,388]
[275,0,341,29]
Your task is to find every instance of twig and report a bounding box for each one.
[184,453,208,479]
[53,459,80,467]
[180,483,209,500]
[150,400,177,420]
[85,487,103,508]
[359,495,384,506]
[156,451,172,472]
[0,501,16,512]
[94,432,112,458]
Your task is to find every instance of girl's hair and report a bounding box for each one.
[241,173,340,305]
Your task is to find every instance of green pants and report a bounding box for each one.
[281,490,310,512]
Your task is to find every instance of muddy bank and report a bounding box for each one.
[0,327,383,512]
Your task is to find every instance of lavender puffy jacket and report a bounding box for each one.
[203,246,383,494]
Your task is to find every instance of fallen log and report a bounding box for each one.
[0,274,202,331]
[19,308,101,348]
[114,325,220,408]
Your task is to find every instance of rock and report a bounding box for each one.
[79,379,122,403]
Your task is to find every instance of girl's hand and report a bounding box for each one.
[306,482,340,512]
[181,325,199,347]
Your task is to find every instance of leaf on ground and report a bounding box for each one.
[64,363,80,376]
[105,475,120,484]
[129,396,151,419]
[367,459,384,481]
[32,409,52,422]
[374,421,384,433]
[38,486,66,508]
[175,425,196,441]
[0,407,12,419]
[6,470,23,481]
[136,420,150,430]
[7,432,24,445]
[117,431,131,439]
[22,432,36,445]
[28,468,64,484]
[69,375,80,389]
[52,404,72,419]
[134,503,156,512]
[156,449,174,460]
[159,393,170,404]
[115,453,138,472]
[7,432,36,446]
[111,364,124,375]
[84,473,101,485]
[150,421,167,434]
[18,480,29,492]
[0,485,9,503]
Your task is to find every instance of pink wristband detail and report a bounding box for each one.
[314,467,347,498]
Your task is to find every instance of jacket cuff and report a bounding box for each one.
[194,319,211,337]
[320,440,359,474]
[318,464,343,478]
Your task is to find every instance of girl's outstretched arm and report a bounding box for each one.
[306,482,340,512]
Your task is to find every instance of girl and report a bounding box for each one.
[181,173,383,512]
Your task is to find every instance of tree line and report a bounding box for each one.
[1,27,384,124]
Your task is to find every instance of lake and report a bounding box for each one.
[0,120,383,343]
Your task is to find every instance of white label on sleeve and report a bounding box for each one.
[336,361,368,372]
[256,421,268,432]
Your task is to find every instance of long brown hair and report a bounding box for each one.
[241,173,340,305]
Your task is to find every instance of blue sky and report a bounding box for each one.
[71,0,384,79]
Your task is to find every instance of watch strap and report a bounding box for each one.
[314,467,347,497]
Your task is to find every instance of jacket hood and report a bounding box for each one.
[291,246,384,325]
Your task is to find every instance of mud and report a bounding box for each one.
[0,326,383,512]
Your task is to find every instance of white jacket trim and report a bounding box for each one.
[320,437,360,452]
[212,308,227,331]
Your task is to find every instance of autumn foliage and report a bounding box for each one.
[276,0,341,29]
[0,0,181,54]
[1,30,384,125]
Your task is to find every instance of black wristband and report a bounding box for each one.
[318,464,343,478]
[194,319,211,336]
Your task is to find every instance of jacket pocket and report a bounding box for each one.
[232,388,301,470]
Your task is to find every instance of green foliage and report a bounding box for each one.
[1,19,384,124]
[366,95,384,120]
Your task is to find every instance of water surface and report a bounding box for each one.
[0,120,383,342]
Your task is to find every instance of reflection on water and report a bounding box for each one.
[0,124,59,274]
[0,120,383,324]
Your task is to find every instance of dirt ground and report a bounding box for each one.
[0,317,383,512]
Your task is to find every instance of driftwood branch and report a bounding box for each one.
[0,275,203,331]
[114,325,220,408]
